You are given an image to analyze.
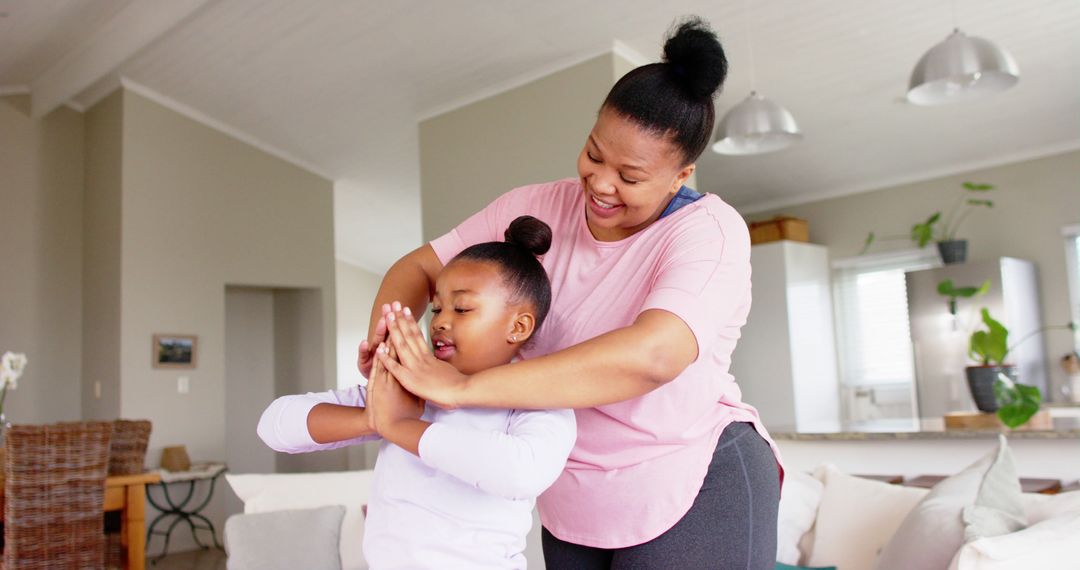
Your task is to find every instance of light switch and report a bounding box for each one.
[94,381,101,399]
[178,376,190,394]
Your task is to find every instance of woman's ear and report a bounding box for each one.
[674,163,696,191]
[507,312,537,345]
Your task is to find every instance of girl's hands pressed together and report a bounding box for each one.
[378,305,469,409]
[369,342,428,454]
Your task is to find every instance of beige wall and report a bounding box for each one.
[420,53,629,241]
[112,89,336,469]
[82,91,123,420]
[0,95,85,424]
[746,150,1080,399]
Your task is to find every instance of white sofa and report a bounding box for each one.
[778,462,1080,569]
[225,454,1080,570]
[224,469,546,570]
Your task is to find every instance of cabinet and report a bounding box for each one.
[731,241,840,430]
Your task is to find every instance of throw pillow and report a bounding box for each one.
[225,505,345,570]
[1020,490,1080,523]
[948,511,1080,570]
[226,470,375,570]
[805,464,928,570]
[876,435,1024,570]
[776,470,825,565]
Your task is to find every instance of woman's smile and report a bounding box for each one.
[587,192,624,218]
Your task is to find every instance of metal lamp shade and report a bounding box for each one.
[907,29,1019,105]
[712,92,803,155]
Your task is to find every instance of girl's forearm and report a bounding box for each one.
[459,310,697,409]
[307,403,377,443]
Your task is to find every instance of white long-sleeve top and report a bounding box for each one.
[257,386,576,569]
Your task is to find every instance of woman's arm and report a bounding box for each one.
[380,307,698,409]
[356,244,443,378]
[257,386,380,453]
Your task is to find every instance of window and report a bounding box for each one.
[1065,224,1080,350]
[832,249,941,387]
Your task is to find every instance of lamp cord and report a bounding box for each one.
[744,0,757,93]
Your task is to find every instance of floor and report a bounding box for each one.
[147,547,227,570]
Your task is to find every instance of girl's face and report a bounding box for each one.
[577,107,697,242]
[429,259,535,375]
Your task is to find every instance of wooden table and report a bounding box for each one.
[104,472,161,570]
[1,471,160,570]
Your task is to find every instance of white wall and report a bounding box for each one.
[0,95,85,424]
[777,437,1080,481]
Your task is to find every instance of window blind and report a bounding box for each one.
[832,249,940,387]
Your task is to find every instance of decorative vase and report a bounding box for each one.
[937,240,968,265]
[965,365,1016,412]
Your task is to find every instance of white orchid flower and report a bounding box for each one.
[1,352,27,390]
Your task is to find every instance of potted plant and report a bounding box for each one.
[861,182,995,264]
[965,308,1022,415]
[937,278,990,316]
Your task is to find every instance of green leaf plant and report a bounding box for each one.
[967,308,1077,428]
[937,279,990,316]
[861,182,995,255]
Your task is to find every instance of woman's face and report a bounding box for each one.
[429,259,534,375]
[577,108,696,242]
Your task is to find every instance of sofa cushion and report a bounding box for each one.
[876,435,1024,570]
[776,470,824,565]
[226,471,375,570]
[1020,490,1080,523]
[947,511,1080,570]
[225,505,345,570]
[805,464,928,570]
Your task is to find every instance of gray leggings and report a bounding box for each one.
[541,422,780,569]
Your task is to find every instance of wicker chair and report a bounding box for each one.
[108,420,151,476]
[3,422,112,570]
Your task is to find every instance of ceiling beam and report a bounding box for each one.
[30,0,214,118]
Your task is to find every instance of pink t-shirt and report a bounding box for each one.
[430,178,783,548]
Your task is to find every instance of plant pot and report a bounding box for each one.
[937,240,968,265]
[965,365,1016,412]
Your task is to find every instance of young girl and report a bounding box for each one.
[257,216,575,569]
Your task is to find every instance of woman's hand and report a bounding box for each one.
[357,303,395,379]
[378,305,469,409]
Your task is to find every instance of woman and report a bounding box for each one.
[367,17,781,569]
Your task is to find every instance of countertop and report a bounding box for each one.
[769,416,1080,441]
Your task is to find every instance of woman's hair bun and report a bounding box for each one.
[504,215,552,257]
[663,16,727,100]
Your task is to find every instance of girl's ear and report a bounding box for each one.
[507,311,537,345]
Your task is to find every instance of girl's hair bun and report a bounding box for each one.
[504,215,552,257]
[663,16,727,100]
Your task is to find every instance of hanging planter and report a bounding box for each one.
[937,239,968,265]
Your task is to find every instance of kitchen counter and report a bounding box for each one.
[769,415,1080,441]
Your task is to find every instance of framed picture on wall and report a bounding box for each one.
[153,334,198,369]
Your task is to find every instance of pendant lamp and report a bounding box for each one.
[907,29,1019,105]
[712,91,802,155]
[712,1,802,155]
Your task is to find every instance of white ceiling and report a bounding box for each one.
[3,0,1078,273]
